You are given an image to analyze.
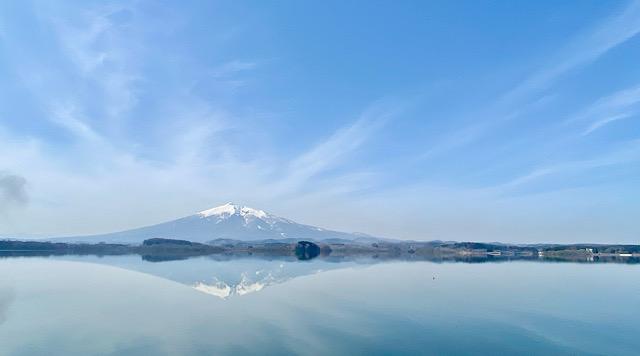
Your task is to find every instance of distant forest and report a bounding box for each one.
[1,239,639,264]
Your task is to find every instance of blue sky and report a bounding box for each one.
[0,1,639,243]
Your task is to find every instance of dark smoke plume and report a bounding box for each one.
[0,171,28,213]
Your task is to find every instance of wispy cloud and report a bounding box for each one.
[574,84,640,136]
[494,140,640,191]
[50,103,104,144]
[418,123,486,160]
[287,119,373,183]
[272,103,397,196]
[501,0,640,106]
[49,3,142,120]
[211,60,259,78]
[421,1,640,157]
[582,114,633,136]
[501,168,557,188]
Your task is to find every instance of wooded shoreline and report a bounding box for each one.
[1,238,639,264]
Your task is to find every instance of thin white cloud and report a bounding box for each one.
[492,140,640,192]
[586,84,640,114]
[273,103,397,196]
[288,120,370,180]
[502,168,557,188]
[582,113,633,136]
[211,60,259,78]
[50,4,142,120]
[502,0,640,106]
[417,94,554,161]
[421,1,640,157]
[49,104,104,144]
[573,84,640,136]
[418,123,486,160]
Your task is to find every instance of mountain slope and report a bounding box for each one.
[58,203,379,244]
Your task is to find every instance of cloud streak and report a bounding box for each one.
[50,3,142,120]
[271,103,398,197]
[576,84,640,136]
[582,114,633,136]
[420,1,640,157]
[493,140,640,193]
[503,0,640,105]
[211,60,259,78]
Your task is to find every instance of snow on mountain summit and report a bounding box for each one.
[197,202,268,220]
[195,203,292,227]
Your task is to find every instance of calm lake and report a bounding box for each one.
[0,255,638,355]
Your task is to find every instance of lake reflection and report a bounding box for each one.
[0,256,638,355]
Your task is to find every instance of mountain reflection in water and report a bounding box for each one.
[0,255,639,355]
[25,250,635,301]
[46,254,364,299]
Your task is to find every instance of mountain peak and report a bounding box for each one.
[58,202,381,244]
[197,203,268,220]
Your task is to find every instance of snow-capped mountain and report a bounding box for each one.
[59,202,379,244]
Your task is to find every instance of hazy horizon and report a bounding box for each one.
[1,1,640,243]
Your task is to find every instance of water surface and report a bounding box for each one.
[0,256,638,355]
